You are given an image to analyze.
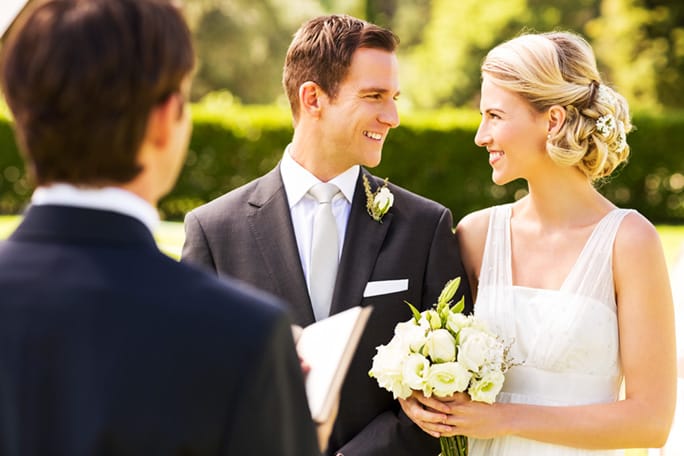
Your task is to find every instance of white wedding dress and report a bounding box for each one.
[469,204,632,456]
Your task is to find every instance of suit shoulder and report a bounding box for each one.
[384,180,449,215]
[187,179,259,219]
[168,259,289,326]
[185,169,280,224]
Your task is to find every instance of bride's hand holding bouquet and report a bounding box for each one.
[368,277,513,456]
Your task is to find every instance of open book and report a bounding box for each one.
[295,306,373,423]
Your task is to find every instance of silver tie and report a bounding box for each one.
[308,183,340,321]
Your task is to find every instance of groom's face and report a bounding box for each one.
[318,47,400,172]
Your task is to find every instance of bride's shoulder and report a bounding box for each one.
[613,210,665,277]
[456,207,493,237]
[455,207,494,258]
[615,210,659,250]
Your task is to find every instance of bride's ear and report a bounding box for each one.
[547,105,566,135]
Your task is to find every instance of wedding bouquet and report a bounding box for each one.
[368,277,512,456]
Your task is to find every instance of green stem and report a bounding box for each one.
[439,435,468,456]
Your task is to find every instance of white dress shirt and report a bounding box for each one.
[279,145,359,288]
[31,183,160,233]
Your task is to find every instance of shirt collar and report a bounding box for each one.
[280,144,359,208]
[31,183,160,233]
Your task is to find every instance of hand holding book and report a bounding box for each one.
[293,306,373,423]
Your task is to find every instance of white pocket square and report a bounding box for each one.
[363,279,409,298]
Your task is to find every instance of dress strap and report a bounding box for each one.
[478,204,513,288]
[561,208,634,303]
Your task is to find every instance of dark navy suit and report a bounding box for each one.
[0,205,319,456]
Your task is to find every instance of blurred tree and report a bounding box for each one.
[186,0,322,103]
[588,0,663,110]
[647,0,684,109]
[183,0,683,110]
[364,0,397,26]
[588,0,684,110]
[399,0,530,109]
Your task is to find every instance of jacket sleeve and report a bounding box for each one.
[422,207,473,315]
[222,310,321,456]
[333,409,440,456]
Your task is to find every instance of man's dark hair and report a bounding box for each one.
[0,0,195,186]
[282,14,399,121]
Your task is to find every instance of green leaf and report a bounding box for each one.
[450,295,465,314]
[437,277,461,305]
[404,300,422,323]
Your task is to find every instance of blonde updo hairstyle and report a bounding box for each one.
[481,31,631,182]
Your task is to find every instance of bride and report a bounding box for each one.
[400,31,676,454]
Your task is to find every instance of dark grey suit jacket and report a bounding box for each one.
[0,205,319,456]
[183,166,472,456]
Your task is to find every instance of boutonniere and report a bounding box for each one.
[363,175,394,223]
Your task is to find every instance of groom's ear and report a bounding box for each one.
[299,81,324,118]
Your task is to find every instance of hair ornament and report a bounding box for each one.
[596,84,617,107]
[595,114,616,137]
[595,114,627,153]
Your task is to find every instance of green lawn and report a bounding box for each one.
[2,215,683,267]
[657,225,684,268]
[0,215,186,259]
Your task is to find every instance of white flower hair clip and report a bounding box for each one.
[363,175,393,223]
[595,114,627,153]
[596,84,617,107]
[595,114,616,137]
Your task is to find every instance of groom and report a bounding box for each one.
[182,14,471,456]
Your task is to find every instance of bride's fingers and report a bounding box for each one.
[399,396,453,438]
[409,390,469,414]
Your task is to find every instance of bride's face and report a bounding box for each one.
[474,76,549,185]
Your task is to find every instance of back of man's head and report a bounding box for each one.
[0,0,195,187]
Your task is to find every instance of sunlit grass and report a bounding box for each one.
[2,216,684,267]
[154,220,185,259]
[0,215,185,259]
[0,215,20,240]
[657,225,684,268]
[625,450,647,456]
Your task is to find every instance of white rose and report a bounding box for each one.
[468,369,505,404]
[425,362,471,397]
[425,328,456,363]
[457,327,500,372]
[373,187,394,214]
[445,312,471,335]
[368,342,412,399]
[394,319,428,352]
[401,353,429,392]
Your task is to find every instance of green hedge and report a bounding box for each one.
[1,99,684,223]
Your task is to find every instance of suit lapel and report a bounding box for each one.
[330,170,392,315]
[246,167,315,325]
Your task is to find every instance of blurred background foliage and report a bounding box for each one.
[185,0,684,111]
[1,0,683,224]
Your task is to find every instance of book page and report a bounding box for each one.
[296,306,372,423]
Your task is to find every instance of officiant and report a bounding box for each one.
[0,0,325,454]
